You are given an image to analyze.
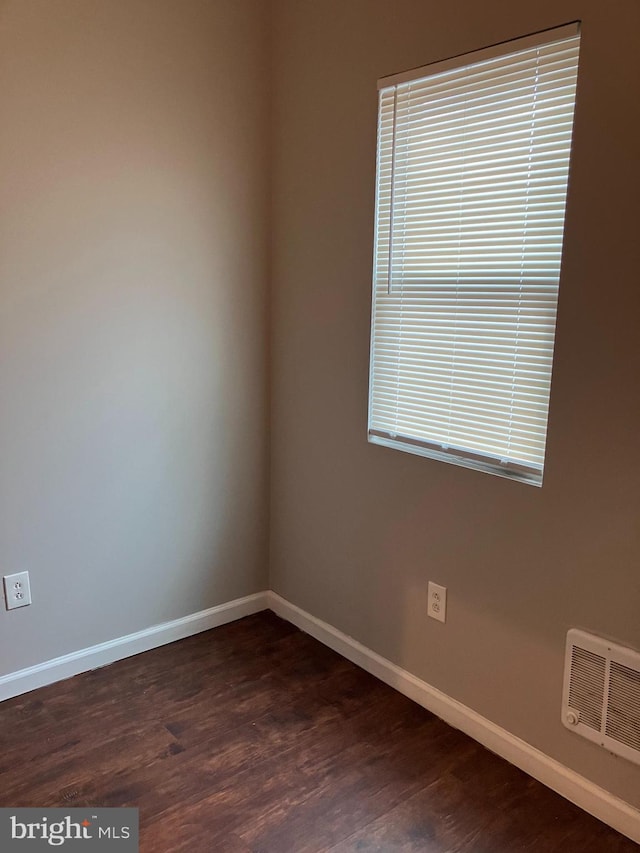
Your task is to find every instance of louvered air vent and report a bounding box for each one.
[563,629,640,766]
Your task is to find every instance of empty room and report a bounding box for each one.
[0,0,639,850]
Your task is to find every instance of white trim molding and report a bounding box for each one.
[0,592,269,703]
[268,591,640,845]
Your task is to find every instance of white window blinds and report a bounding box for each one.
[368,24,580,485]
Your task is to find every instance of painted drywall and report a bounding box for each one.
[270,0,640,808]
[1,0,638,818]
[0,0,269,674]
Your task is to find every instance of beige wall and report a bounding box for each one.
[270,0,640,807]
[1,0,638,815]
[0,0,269,672]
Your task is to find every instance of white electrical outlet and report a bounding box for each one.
[428,581,447,623]
[3,571,32,610]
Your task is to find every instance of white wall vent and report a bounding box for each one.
[563,629,640,765]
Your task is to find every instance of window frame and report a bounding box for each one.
[367,23,581,486]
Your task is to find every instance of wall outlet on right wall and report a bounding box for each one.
[428,581,447,623]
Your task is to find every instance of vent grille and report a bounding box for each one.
[606,662,640,752]
[562,629,640,766]
[568,647,606,730]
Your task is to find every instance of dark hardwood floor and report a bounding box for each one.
[0,611,636,852]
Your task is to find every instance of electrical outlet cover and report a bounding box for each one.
[3,571,32,610]
[428,581,447,623]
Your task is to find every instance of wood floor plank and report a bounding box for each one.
[329,771,636,853]
[0,611,636,852]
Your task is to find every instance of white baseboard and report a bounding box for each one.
[268,591,640,845]
[0,591,269,703]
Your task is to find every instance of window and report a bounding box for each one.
[368,24,581,485]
